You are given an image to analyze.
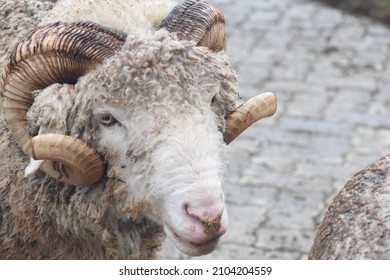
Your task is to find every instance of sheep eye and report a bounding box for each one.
[99,113,117,126]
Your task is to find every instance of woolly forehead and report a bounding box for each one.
[76,30,238,114]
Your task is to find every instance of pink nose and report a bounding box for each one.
[184,203,227,243]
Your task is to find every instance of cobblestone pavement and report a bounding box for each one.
[160,0,390,259]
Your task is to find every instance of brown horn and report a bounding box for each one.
[160,0,226,51]
[31,134,105,185]
[0,21,126,185]
[224,92,277,144]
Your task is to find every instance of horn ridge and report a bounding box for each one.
[6,21,126,68]
[160,0,226,51]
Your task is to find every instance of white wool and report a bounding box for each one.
[41,0,177,34]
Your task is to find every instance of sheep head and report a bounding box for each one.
[0,0,276,256]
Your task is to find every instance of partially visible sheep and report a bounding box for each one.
[309,155,390,259]
[0,0,276,259]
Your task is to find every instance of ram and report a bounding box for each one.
[0,0,276,259]
[309,155,390,259]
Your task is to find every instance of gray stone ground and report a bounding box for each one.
[160,0,390,259]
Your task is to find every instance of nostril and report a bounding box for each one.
[180,202,228,243]
[183,203,190,215]
[184,203,202,221]
[184,203,225,221]
[185,203,211,221]
[185,203,225,224]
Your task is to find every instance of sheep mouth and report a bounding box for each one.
[164,224,220,256]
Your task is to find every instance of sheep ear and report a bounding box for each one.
[160,0,226,51]
[25,158,45,178]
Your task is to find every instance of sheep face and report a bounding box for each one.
[91,94,229,256]
[29,31,238,256]
[86,32,237,256]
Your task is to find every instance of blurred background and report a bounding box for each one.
[161,0,390,259]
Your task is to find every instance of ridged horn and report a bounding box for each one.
[31,134,105,185]
[0,21,126,185]
[160,0,226,51]
[224,92,277,144]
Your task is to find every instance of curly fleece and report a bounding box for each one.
[0,0,238,259]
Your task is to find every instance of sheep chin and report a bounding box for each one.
[163,223,220,256]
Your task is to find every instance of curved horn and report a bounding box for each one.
[160,0,226,51]
[1,21,126,185]
[224,92,277,144]
[31,134,105,185]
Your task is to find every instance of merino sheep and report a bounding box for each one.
[0,0,276,259]
[309,155,390,259]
